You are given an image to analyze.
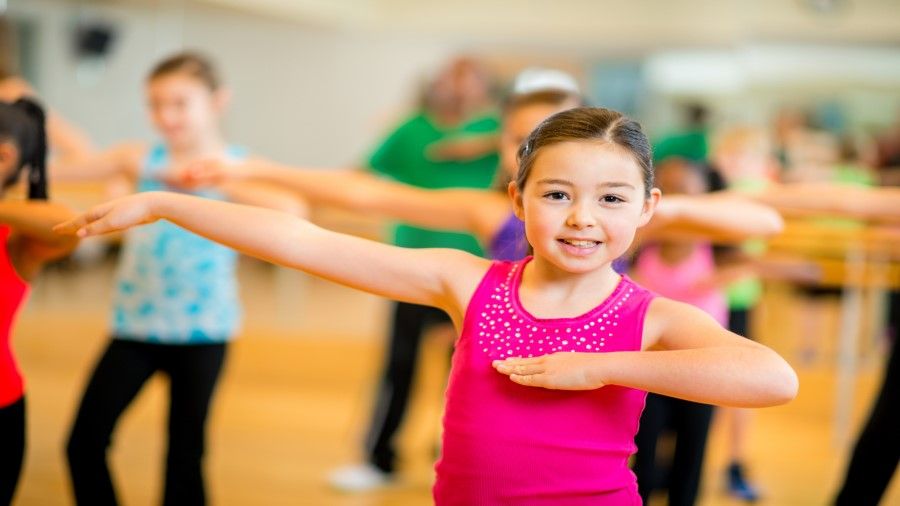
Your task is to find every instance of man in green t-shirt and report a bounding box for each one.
[329,57,500,492]
[368,108,499,254]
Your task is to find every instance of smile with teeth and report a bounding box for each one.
[559,238,601,248]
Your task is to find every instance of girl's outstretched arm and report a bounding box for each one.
[218,180,309,217]
[734,183,900,223]
[184,158,508,242]
[54,191,489,323]
[494,298,798,408]
[640,193,784,244]
[0,200,79,248]
[46,111,95,162]
[50,142,144,182]
[0,200,80,279]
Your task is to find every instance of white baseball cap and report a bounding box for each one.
[512,68,580,95]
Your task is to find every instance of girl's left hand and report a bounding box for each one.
[53,192,163,237]
[492,352,608,390]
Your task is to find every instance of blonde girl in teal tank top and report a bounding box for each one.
[55,52,304,505]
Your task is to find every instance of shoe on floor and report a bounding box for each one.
[727,462,761,502]
[328,463,393,492]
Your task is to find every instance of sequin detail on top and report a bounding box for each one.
[435,257,655,505]
[474,260,634,360]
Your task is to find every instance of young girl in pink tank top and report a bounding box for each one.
[56,107,798,505]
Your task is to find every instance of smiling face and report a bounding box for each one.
[510,140,658,274]
[146,73,225,150]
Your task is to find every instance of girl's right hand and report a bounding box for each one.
[53,192,164,238]
[492,352,609,390]
[174,159,250,189]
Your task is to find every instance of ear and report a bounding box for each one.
[212,87,232,114]
[507,180,525,220]
[637,187,661,228]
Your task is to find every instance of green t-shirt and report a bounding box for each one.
[814,164,874,229]
[652,129,709,164]
[833,164,874,186]
[368,112,500,254]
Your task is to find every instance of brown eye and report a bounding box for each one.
[543,191,569,201]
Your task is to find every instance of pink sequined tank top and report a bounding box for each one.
[435,257,655,505]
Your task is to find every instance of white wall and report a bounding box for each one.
[10,0,900,163]
[9,0,464,165]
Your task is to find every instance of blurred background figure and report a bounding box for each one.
[631,158,727,506]
[328,55,500,492]
[652,103,711,165]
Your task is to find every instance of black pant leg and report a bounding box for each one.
[160,342,227,506]
[835,300,900,506]
[365,302,450,473]
[667,400,715,506]
[728,307,751,339]
[0,396,25,505]
[633,393,673,504]
[66,339,158,506]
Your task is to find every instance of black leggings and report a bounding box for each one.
[633,393,714,506]
[834,290,900,505]
[0,396,25,505]
[66,338,227,506]
[365,301,452,473]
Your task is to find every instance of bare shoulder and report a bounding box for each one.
[641,296,716,350]
[433,248,493,324]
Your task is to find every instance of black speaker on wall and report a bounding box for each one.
[73,21,116,60]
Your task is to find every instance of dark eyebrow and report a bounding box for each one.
[536,178,636,190]
[600,182,636,190]
[535,178,574,187]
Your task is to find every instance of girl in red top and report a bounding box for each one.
[0,98,78,504]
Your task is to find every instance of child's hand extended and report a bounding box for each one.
[167,158,250,189]
[492,352,608,390]
[426,134,498,162]
[53,192,163,238]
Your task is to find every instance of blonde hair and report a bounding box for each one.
[712,126,772,158]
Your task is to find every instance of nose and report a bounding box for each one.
[565,200,596,230]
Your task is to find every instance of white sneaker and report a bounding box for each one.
[328,463,393,492]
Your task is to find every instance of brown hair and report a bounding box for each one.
[516,107,654,197]
[147,51,221,90]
